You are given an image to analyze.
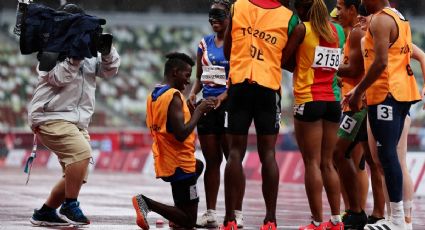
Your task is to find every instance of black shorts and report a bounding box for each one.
[162,168,200,205]
[225,81,281,135]
[197,102,226,135]
[293,101,341,123]
[170,176,199,205]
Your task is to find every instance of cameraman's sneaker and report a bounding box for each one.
[235,210,244,228]
[197,209,218,228]
[59,201,90,225]
[132,194,150,230]
[343,209,367,230]
[30,209,69,226]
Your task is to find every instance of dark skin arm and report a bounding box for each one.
[281,23,306,72]
[187,53,204,112]
[346,13,395,111]
[167,93,215,142]
[223,15,232,61]
[337,27,365,78]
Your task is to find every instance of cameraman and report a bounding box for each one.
[27,4,120,226]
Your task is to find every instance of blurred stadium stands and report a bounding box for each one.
[0,2,425,151]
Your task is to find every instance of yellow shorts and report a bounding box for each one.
[36,120,92,180]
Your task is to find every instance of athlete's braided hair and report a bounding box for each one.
[211,0,233,13]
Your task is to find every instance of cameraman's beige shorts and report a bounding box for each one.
[36,120,91,181]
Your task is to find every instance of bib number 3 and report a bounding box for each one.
[312,46,341,70]
[377,105,393,121]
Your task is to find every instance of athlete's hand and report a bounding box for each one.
[215,91,228,109]
[344,87,364,112]
[187,94,197,113]
[195,98,216,115]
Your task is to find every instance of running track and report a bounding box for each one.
[1,167,424,230]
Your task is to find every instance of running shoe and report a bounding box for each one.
[343,209,367,230]
[220,220,238,230]
[324,220,344,230]
[59,201,90,225]
[196,209,218,228]
[363,219,406,230]
[341,210,349,222]
[366,215,385,224]
[299,221,327,230]
[260,221,277,230]
[30,208,69,226]
[132,194,150,230]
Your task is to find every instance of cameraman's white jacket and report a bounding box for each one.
[28,47,120,130]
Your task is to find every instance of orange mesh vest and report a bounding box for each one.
[341,29,364,111]
[229,0,293,90]
[146,86,196,178]
[363,8,420,105]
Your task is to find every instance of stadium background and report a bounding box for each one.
[0,0,425,194]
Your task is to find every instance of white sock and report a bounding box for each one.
[206,209,216,215]
[331,215,341,225]
[386,200,391,219]
[403,200,412,219]
[234,210,242,216]
[390,201,405,225]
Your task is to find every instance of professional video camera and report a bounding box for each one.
[14,1,113,70]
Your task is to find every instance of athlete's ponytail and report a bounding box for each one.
[309,0,336,43]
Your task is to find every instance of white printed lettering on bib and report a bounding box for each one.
[201,66,227,86]
[340,115,357,133]
[293,104,305,116]
[189,184,198,200]
[377,105,393,121]
[224,111,228,128]
[312,46,341,70]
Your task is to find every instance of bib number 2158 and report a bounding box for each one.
[312,46,341,70]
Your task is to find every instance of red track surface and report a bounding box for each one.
[1,167,424,230]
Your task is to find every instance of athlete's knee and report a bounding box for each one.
[303,159,320,171]
[227,150,245,164]
[205,154,223,168]
[320,161,335,172]
[258,150,276,165]
[377,147,399,168]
